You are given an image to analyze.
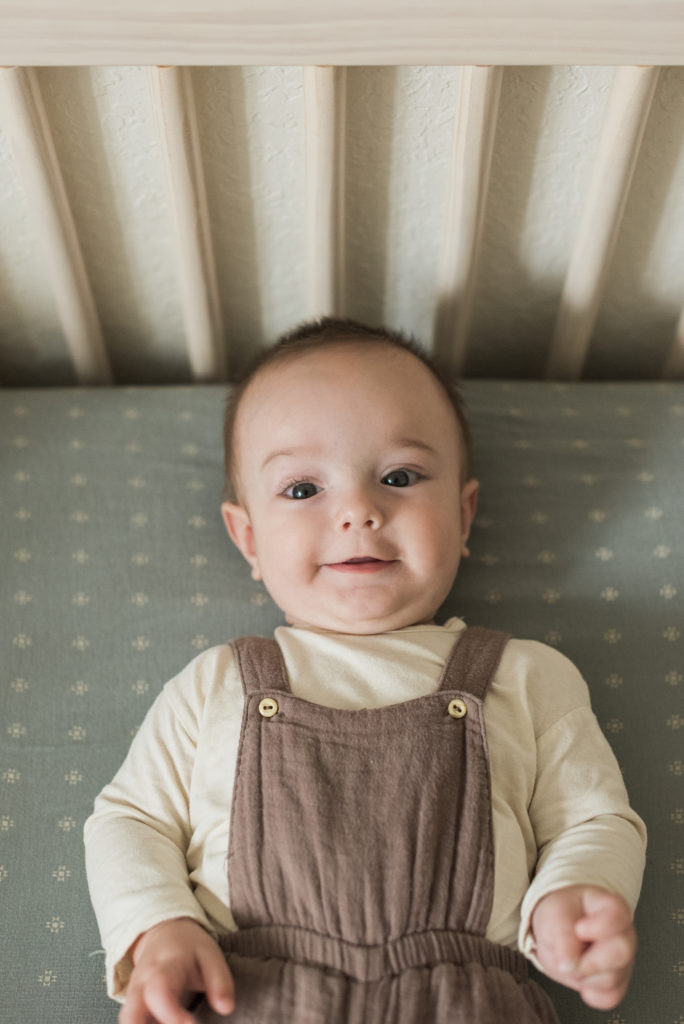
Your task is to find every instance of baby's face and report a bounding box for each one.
[222,343,478,634]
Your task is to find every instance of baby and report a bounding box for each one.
[85,317,646,1024]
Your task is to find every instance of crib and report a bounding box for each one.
[2,3,683,1022]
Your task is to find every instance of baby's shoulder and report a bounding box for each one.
[493,635,592,733]
[162,642,242,713]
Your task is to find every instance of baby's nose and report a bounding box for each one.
[337,490,384,530]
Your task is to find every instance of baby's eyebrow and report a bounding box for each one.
[260,447,311,470]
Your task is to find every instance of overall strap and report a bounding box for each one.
[437,625,510,701]
[231,636,292,697]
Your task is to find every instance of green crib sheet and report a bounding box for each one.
[1,382,682,1022]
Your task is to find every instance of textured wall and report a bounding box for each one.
[0,65,683,384]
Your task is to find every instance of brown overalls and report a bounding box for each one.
[195,626,560,1023]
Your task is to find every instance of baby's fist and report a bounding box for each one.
[530,885,636,1010]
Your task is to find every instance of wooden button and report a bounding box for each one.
[258,697,279,718]
[447,698,467,719]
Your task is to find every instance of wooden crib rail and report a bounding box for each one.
[1,62,683,384]
[2,1,684,67]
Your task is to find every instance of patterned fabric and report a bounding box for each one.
[1,382,682,1022]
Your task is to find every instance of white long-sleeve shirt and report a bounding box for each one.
[84,617,646,1000]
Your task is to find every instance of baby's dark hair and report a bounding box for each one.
[222,317,473,503]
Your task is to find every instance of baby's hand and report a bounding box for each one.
[120,917,235,1024]
[530,885,636,1010]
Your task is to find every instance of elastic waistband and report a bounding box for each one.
[220,926,529,984]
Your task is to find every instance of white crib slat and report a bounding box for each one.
[433,65,503,374]
[546,66,660,380]
[663,310,684,379]
[0,67,112,385]
[149,66,226,381]
[303,66,346,319]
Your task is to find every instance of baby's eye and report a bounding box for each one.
[284,481,320,500]
[381,468,420,488]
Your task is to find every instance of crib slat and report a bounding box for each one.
[303,66,346,319]
[149,66,226,381]
[432,65,503,374]
[0,67,112,385]
[546,66,660,380]
[663,310,684,379]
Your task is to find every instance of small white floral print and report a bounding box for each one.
[637,471,655,482]
[484,590,503,605]
[625,438,645,449]
[131,552,150,566]
[2,768,21,784]
[130,592,150,607]
[132,636,150,651]
[72,636,90,651]
[1,816,15,832]
[12,633,32,649]
[579,474,599,485]
[68,406,84,418]
[672,908,684,925]
[571,439,589,450]
[645,506,664,520]
[70,473,87,486]
[596,547,614,561]
[664,626,681,642]
[604,719,624,735]
[72,592,90,607]
[669,761,684,777]
[124,407,141,420]
[11,678,29,693]
[530,512,549,525]
[0,865,8,882]
[131,680,150,696]
[130,513,149,528]
[673,961,684,977]
[660,584,678,600]
[537,550,556,565]
[190,554,208,568]
[542,589,561,604]
[672,858,684,875]
[181,443,199,457]
[57,817,77,833]
[14,470,31,483]
[179,410,194,422]
[187,515,207,529]
[601,587,620,602]
[7,723,26,739]
[191,634,209,650]
[12,404,29,416]
[126,441,143,454]
[13,591,32,605]
[562,407,579,417]
[604,629,622,645]
[187,479,205,491]
[605,674,623,689]
[13,547,31,562]
[475,515,494,528]
[72,549,89,564]
[46,917,65,935]
[544,631,563,646]
[52,866,72,882]
[190,593,209,607]
[127,476,146,489]
[670,404,684,416]
[588,509,607,522]
[64,770,83,786]
[250,592,269,607]
[654,545,671,559]
[479,553,500,566]
[70,681,88,696]
[671,810,684,826]
[12,435,30,448]
[522,475,542,488]
[68,726,86,742]
[69,509,89,524]
[38,969,58,987]
[665,671,682,686]
[14,507,32,521]
[667,716,683,730]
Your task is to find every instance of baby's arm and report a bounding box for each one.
[119,918,234,1024]
[530,885,636,1009]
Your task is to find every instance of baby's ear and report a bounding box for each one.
[220,502,262,580]
[459,478,479,557]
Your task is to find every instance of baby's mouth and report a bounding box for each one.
[326,557,396,573]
